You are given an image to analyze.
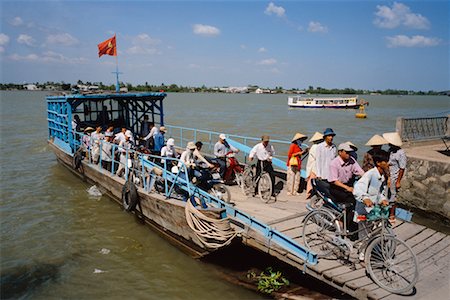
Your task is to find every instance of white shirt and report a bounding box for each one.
[91,131,104,142]
[306,143,319,178]
[249,142,275,161]
[178,149,195,169]
[115,132,126,144]
[315,141,336,179]
[101,140,113,162]
[160,145,176,164]
[144,126,159,140]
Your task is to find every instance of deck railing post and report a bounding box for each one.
[111,144,116,175]
[125,150,129,181]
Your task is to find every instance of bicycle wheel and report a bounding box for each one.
[210,184,231,203]
[241,167,254,196]
[302,210,339,257]
[365,235,418,294]
[258,173,272,203]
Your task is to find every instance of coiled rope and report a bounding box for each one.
[185,199,238,249]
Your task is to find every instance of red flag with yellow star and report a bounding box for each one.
[98,35,117,57]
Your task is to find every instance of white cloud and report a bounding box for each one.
[374,2,430,29]
[9,53,39,61]
[188,63,201,69]
[0,33,10,46]
[257,58,277,65]
[265,2,285,18]
[386,35,441,48]
[258,47,267,53]
[17,34,36,46]
[0,47,4,53]
[240,44,247,50]
[308,21,328,33]
[10,17,24,26]
[132,33,160,46]
[46,33,79,46]
[126,33,161,55]
[8,51,87,64]
[193,24,220,37]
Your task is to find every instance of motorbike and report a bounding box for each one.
[222,150,245,187]
[193,162,232,204]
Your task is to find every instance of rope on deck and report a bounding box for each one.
[185,200,238,249]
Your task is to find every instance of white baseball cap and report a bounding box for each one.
[167,138,175,147]
[219,133,226,140]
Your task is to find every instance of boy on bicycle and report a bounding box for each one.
[353,150,390,241]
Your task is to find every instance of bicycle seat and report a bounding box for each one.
[312,179,341,212]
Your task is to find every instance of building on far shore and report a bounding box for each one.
[23,84,40,91]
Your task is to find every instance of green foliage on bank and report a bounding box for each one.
[0,81,445,95]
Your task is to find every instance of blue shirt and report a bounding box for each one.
[154,133,165,151]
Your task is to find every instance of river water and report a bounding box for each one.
[0,91,448,299]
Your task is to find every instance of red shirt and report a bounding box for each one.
[287,143,302,168]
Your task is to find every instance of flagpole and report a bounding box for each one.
[114,34,120,93]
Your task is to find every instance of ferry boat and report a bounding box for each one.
[46,91,313,260]
[287,95,362,108]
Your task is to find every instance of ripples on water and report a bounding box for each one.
[1,91,448,299]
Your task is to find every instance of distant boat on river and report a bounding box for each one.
[287,95,365,109]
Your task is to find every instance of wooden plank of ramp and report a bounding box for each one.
[393,222,426,241]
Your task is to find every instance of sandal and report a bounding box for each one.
[389,216,396,225]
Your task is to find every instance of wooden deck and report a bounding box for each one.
[226,185,450,299]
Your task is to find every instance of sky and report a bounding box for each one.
[0,0,449,91]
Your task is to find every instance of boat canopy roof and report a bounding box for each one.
[47,91,166,103]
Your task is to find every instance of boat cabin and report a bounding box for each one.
[46,92,166,154]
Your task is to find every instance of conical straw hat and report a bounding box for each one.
[292,132,307,142]
[309,131,324,143]
[382,132,403,147]
[365,134,388,146]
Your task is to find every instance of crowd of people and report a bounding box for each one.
[74,114,407,231]
[297,128,407,238]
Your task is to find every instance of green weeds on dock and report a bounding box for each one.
[247,267,290,294]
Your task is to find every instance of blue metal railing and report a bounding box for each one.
[164,124,309,177]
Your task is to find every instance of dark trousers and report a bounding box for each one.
[102,160,112,172]
[329,184,358,236]
[255,160,275,195]
[217,157,226,178]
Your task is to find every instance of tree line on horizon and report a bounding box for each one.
[0,80,445,96]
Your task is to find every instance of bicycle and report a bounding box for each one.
[302,204,418,294]
[241,160,274,203]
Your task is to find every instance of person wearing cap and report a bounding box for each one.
[345,141,358,161]
[101,131,114,172]
[286,132,309,196]
[383,132,407,223]
[178,142,198,179]
[82,127,94,152]
[214,134,238,178]
[315,128,337,181]
[91,126,104,164]
[160,138,178,169]
[249,135,276,196]
[305,131,324,198]
[116,131,134,177]
[362,134,388,172]
[153,126,166,156]
[328,142,364,238]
